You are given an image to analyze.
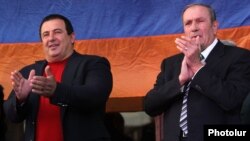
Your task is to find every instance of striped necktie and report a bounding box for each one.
[179,54,204,136]
[179,81,191,136]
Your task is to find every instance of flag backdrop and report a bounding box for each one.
[0,0,250,111]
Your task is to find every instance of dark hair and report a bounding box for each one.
[39,14,74,39]
[182,3,216,23]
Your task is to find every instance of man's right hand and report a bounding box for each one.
[11,70,35,103]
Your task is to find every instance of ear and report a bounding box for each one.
[70,32,76,44]
[212,21,219,34]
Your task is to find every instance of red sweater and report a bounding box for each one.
[36,59,67,141]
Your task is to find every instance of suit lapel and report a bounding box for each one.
[61,52,81,84]
[204,41,225,66]
[60,52,82,120]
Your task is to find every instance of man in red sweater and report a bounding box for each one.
[4,14,113,141]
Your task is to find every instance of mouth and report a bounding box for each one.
[191,35,201,39]
[48,44,59,49]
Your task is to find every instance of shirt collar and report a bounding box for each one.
[201,38,218,60]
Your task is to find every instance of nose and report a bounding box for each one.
[190,22,199,32]
[48,32,55,41]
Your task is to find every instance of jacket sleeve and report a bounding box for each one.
[191,49,250,111]
[50,57,113,112]
[144,58,183,117]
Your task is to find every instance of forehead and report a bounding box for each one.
[183,5,210,21]
[41,19,66,32]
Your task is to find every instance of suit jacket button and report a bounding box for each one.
[195,85,202,91]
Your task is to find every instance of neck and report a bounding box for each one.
[47,51,73,63]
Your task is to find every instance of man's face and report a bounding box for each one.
[183,5,218,50]
[40,19,75,62]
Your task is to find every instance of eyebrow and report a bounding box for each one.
[184,17,206,23]
[42,28,63,34]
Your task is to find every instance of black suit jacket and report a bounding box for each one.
[241,92,250,124]
[144,41,250,141]
[0,85,6,141]
[4,51,113,141]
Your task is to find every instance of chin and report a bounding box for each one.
[49,51,59,56]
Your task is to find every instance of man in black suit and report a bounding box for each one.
[4,14,112,141]
[144,3,250,141]
[0,85,6,141]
